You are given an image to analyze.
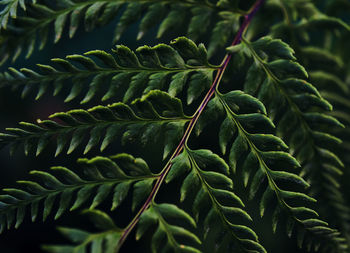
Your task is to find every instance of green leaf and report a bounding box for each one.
[187,70,213,105]
[229,133,249,173]
[83,209,116,230]
[166,152,191,183]
[219,117,237,155]
[241,36,347,250]
[132,179,154,212]
[111,182,131,211]
[156,203,196,227]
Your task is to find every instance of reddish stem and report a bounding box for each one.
[115,0,266,251]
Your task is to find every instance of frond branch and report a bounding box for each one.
[0,38,218,104]
[215,90,344,249]
[238,36,348,250]
[115,0,266,250]
[0,154,158,230]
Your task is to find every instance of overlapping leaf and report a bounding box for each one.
[0,37,217,105]
[253,0,349,82]
[166,147,267,253]
[265,0,350,77]
[43,209,123,253]
[0,153,158,232]
[0,0,244,64]
[265,0,350,92]
[136,203,201,253]
[223,37,348,252]
[0,90,190,157]
[241,36,350,236]
[305,31,350,238]
[196,85,347,251]
[260,1,350,240]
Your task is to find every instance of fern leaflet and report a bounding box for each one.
[226,36,347,251]
[0,153,158,231]
[260,2,350,240]
[0,37,217,104]
[0,90,190,157]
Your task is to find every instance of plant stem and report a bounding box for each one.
[115,0,266,251]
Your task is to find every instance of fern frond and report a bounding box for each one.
[264,0,349,79]
[242,36,350,239]
[227,37,348,251]
[1,0,349,251]
[0,0,244,64]
[278,9,350,240]
[0,90,190,157]
[315,88,350,239]
[258,1,350,240]
[0,37,217,105]
[265,0,349,74]
[43,209,123,253]
[166,147,267,253]
[199,87,347,251]
[0,153,158,232]
[136,203,201,253]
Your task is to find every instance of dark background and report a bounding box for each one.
[0,1,334,253]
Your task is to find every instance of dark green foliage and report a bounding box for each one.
[137,203,201,253]
[168,147,266,252]
[0,0,350,252]
[0,37,217,104]
[0,90,190,157]
[259,3,350,241]
[239,34,350,246]
[43,210,123,253]
[0,0,245,65]
[198,87,346,251]
[0,154,158,231]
